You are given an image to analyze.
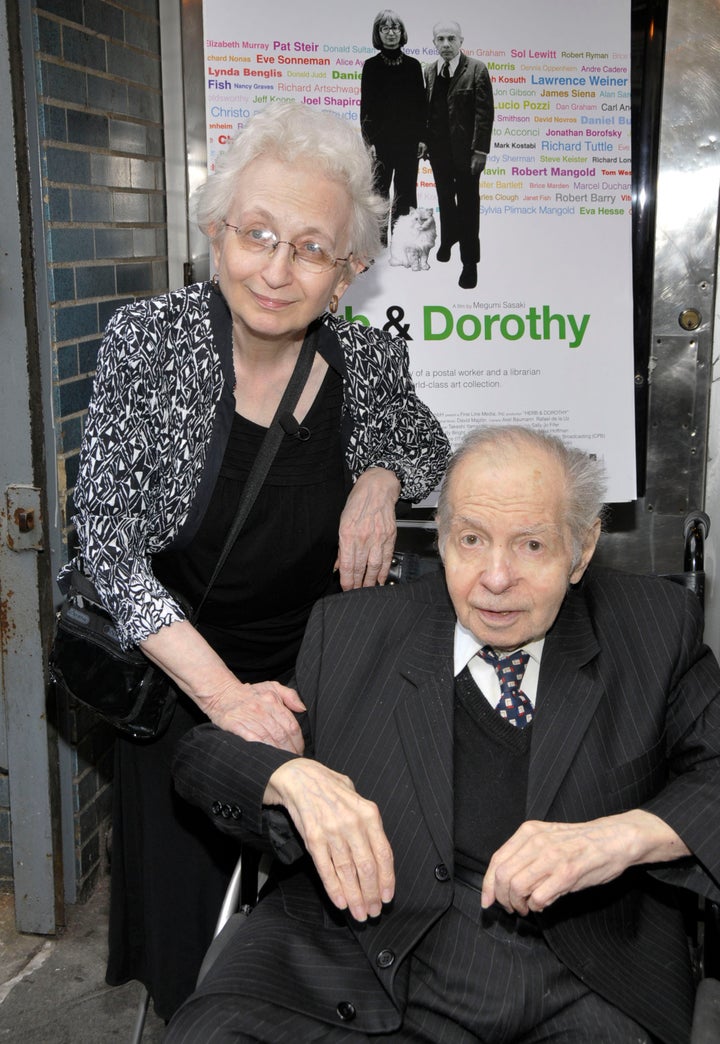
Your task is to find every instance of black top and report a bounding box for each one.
[454,666,532,873]
[154,366,348,683]
[360,51,427,150]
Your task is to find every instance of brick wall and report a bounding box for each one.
[33,0,168,897]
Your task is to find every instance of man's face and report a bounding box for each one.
[433,24,463,62]
[441,444,599,651]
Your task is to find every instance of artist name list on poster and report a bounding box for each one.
[205,35,630,217]
[485,45,631,218]
[205,36,370,169]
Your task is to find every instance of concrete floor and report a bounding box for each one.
[0,875,166,1042]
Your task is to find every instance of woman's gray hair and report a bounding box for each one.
[372,9,408,49]
[436,426,608,568]
[193,102,388,274]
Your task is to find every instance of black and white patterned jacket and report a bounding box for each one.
[61,281,450,648]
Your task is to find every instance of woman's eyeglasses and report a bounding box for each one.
[223,222,351,274]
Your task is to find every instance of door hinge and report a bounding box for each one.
[6,485,44,551]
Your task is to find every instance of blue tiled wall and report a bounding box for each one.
[34,0,168,897]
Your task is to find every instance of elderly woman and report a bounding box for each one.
[360,10,427,240]
[64,102,449,1019]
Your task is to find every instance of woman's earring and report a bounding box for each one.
[329,294,339,314]
[211,273,220,287]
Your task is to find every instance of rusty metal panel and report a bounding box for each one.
[0,5,58,933]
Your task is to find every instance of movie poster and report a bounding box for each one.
[201,0,635,500]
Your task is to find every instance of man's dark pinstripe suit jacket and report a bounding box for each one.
[173,567,720,1043]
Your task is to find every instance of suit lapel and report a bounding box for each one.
[527,584,603,820]
[393,603,456,864]
[374,579,604,852]
[426,63,437,101]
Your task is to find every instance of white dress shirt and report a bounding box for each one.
[453,620,544,711]
[436,54,462,78]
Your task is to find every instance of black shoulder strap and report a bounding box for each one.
[192,327,318,620]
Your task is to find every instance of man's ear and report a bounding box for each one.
[569,517,601,584]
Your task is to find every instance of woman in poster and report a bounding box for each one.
[65,102,449,1019]
[360,10,427,244]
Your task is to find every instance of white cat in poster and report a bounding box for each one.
[389,207,437,271]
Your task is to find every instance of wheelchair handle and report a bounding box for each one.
[683,510,711,574]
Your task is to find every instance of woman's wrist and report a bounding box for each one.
[359,466,401,495]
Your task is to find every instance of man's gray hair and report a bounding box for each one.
[436,426,607,567]
[193,103,388,275]
[433,20,463,38]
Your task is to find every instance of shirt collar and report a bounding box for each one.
[453,619,545,676]
[437,53,462,76]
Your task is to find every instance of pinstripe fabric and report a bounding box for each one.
[380,881,652,1043]
[168,883,652,1043]
[171,566,720,1043]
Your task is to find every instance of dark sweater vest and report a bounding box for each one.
[454,666,532,874]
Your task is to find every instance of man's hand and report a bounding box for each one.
[335,467,401,590]
[470,151,487,176]
[481,810,691,915]
[265,759,395,921]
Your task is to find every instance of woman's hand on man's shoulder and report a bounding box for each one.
[336,467,401,590]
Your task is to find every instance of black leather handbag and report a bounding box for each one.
[49,569,184,739]
[49,333,318,740]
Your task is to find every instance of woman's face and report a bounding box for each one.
[212,156,356,346]
[378,21,402,49]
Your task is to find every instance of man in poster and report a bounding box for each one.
[422,20,495,289]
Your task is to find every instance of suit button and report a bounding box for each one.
[336,1001,356,1021]
[230,804,242,820]
[376,949,395,969]
[434,863,450,882]
[211,801,222,816]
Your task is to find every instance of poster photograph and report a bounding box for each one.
[202,0,635,501]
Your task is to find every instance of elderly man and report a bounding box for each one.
[421,21,494,289]
[168,427,720,1043]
